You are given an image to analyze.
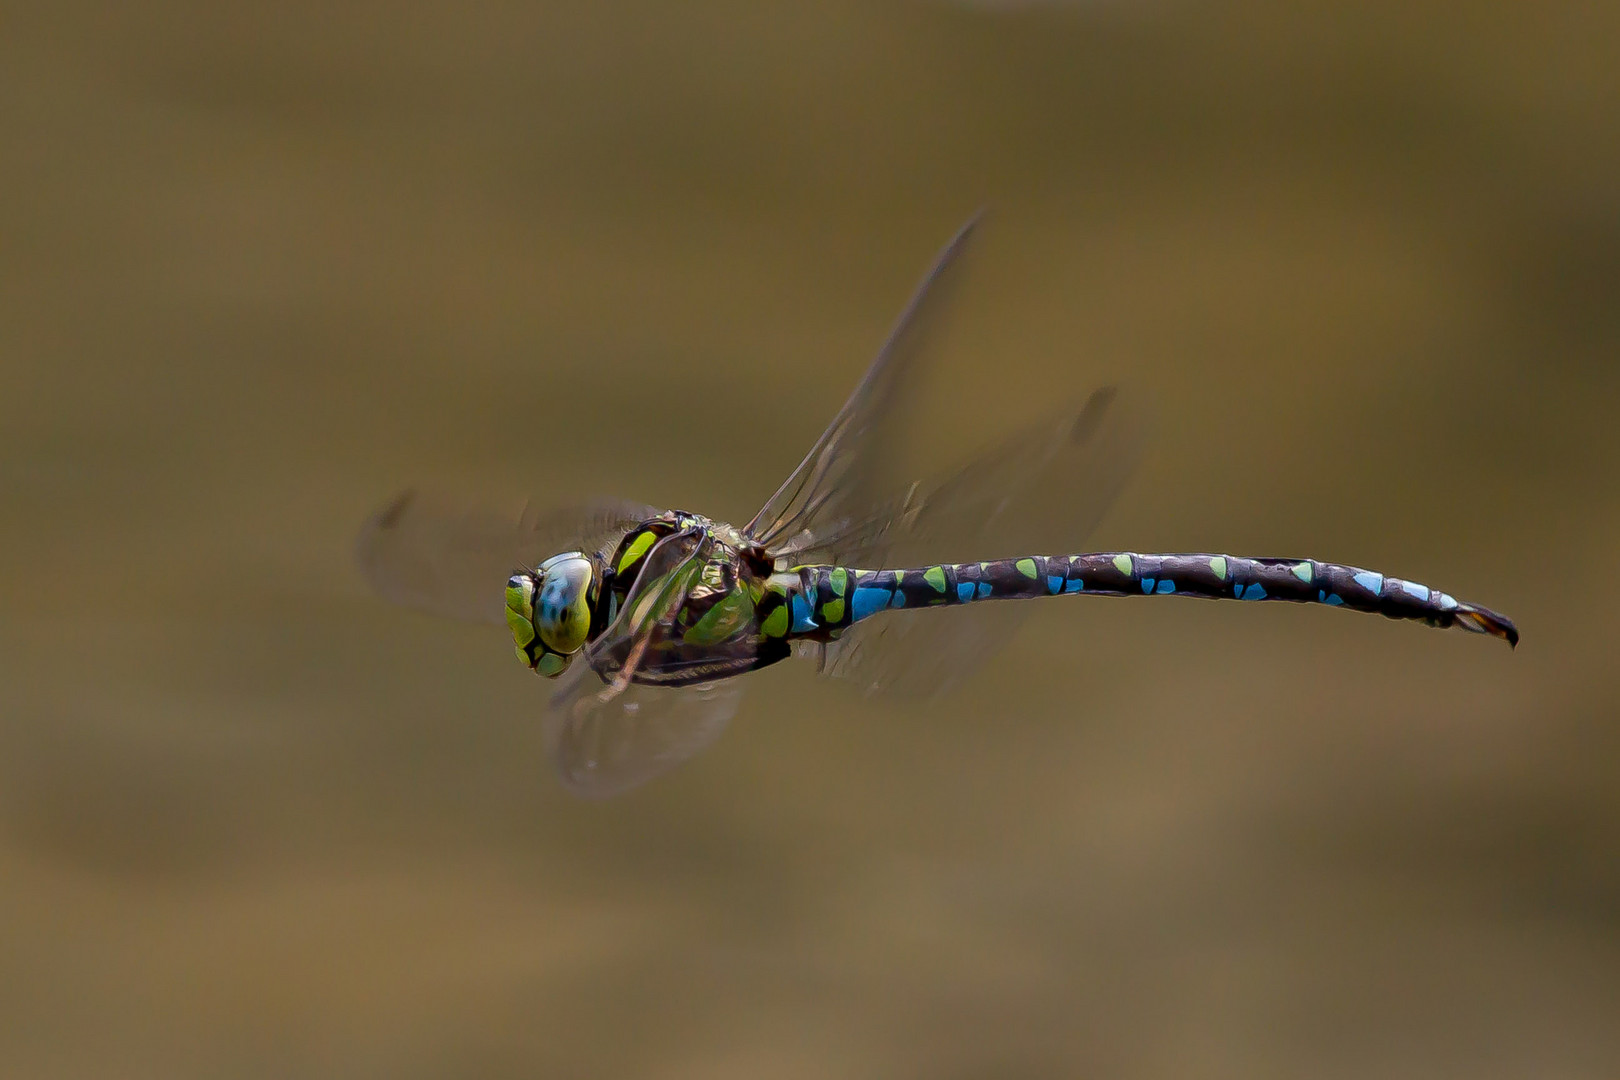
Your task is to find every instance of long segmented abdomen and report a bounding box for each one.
[772,553,1517,646]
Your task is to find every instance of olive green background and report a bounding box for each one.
[3,3,1618,1077]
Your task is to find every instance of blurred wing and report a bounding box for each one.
[810,386,1143,568]
[543,666,744,799]
[577,526,713,679]
[799,604,1022,699]
[817,386,1146,697]
[356,489,657,624]
[739,216,1146,699]
[744,212,983,558]
[543,528,753,798]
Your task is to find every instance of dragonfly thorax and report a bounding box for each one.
[505,551,599,677]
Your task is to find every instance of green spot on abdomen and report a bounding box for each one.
[1016,558,1039,580]
[1291,561,1313,583]
[761,604,789,638]
[924,566,948,592]
[1112,554,1133,576]
[1209,556,1227,580]
[822,597,845,623]
[830,568,848,596]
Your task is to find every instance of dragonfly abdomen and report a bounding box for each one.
[780,553,1516,646]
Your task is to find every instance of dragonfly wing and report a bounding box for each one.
[783,386,1143,569]
[815,387,1146,698]
[737,216,1144,700]
[543,528,754,797]
[804,601,1029,699]
[576,526,713,678]
[744,212,984,558]
[543,664,744,798]
[356,489,656,624]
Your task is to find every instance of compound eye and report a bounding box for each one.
[534,553,595,655]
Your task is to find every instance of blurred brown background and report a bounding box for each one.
[3,2,1618,1077]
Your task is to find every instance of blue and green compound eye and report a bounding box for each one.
[506,551,599,678]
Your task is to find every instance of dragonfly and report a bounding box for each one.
[358,216,1517,797]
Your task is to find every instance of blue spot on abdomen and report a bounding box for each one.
[1064,577,1085,593]
[1353,571,1384,595]
[851,587,890,623]
[1155,579,1176,594]
[790,593,817,632]
[1400,580,1430,601]
[1241,583,1267,600]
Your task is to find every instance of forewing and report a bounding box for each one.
[744,213,983,558]
[542,528,753,797]
[738,217,1145,700]
[577,527,712,679]
[356,489,656,624]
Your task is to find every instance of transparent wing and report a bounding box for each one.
[798,604,1021,699]
[742,215,1145,699]
[542,665,743,799]
[356,489,657,624]
[781,385,1142,570]
[543,528,755,798]
[744,212,984,558]
[576,527,714,681]
[817,387,1145,698]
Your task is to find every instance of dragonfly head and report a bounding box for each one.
[505,551,598,677]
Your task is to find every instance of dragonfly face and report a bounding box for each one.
[505,551,598,677]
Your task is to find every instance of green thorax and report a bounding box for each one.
[600,511,778,654]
